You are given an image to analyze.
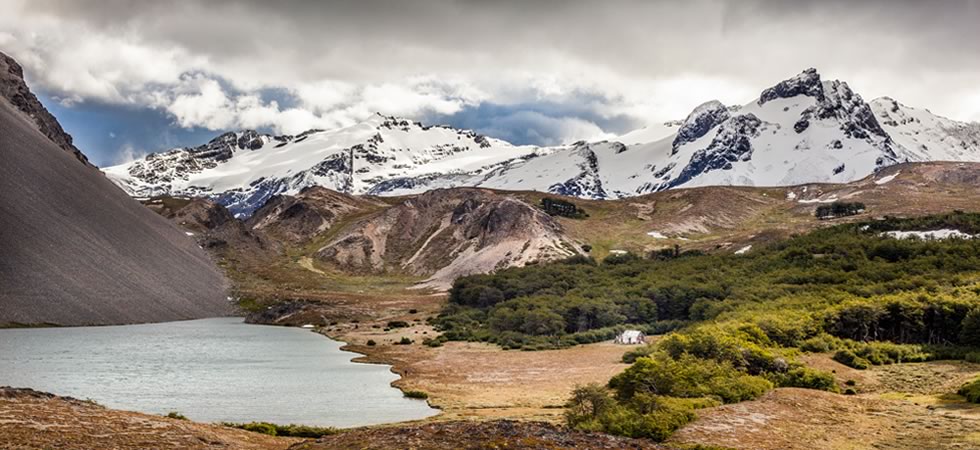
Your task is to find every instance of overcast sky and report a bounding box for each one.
[2,0,979,166]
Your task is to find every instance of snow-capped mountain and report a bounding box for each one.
[105,69,980,216]
[105,115,540,215]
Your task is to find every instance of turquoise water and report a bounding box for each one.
[0,317,436,427]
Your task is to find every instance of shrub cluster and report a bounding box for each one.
[959,378,980,403]
[540,197,587,218]
[438,213,980,353]
[224,422,338,438]
[434,213,980,441]
[815,201,865,219]
[403,390,429,400]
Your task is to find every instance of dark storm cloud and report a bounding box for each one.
[2,0,979,164]
[20,0,980,80]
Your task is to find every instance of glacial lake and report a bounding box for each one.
[0,317,437,427]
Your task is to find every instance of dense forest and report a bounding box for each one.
[433,212,980,440]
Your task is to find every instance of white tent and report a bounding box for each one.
[615,330,645,345]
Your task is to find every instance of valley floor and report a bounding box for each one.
[250,293,980,449]
[5,342,979,449]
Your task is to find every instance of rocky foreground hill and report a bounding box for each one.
[0,387,667,449]
[0,51,231,326]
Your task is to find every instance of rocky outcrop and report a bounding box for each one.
[0,51,89,166]
[121,130,279,193]
[247,186,384,244]
[761,68,895,159]
[146,197,275,254]
[758,68,824,105]
[315,188,580,288]
[668,114,762,188]
[547,143,608,198]
[672,100,731,154]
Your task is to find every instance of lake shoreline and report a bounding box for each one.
[0,317,437,428]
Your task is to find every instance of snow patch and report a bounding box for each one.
[881,229,974,240]
[184,231,195,236]
[798,195,839,204]
[647,231,669,239]
[786,191,797,200]
[734,245,752,255]
[874,171,900,185]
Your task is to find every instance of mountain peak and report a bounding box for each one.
[758,68,823,105]
[671,100,730,153]
[0,51,90,166]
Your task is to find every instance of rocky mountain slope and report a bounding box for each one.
[0,52,90,166]
[154,187,582,290]
[315,188,581,288]
[248,186,388,245]
[105,69,980,217]
[145,161,980,296]
[0,51,231,326]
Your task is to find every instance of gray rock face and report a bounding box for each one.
[315,188,579,287]
[668,114,763,189]
[671,100,731,154]
[0,53,231,326]
[758,68,824,105]
[547,143,607,198]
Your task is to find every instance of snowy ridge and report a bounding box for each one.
[105,114,540,216]
[105,69,980,216]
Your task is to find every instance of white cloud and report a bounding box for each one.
[2,0,979,147]
[165,76,235,129]
[115,142,147,165]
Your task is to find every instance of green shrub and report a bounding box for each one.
[422,336,446,347]
[387,321,410,328]
[844,388,857,395]
[565,383,617,431]
[608,355,772,404]
[224,422,338,438]
[771,367,839,393]
[622,345,657,363]
[599,400,696,441]
[800,334,840,353]
[958,378,980,403]
[403,390,429,400]
[966,352,980,364]
[833,350,871,370]
[366,339,376,346]
[165,411,187,420]
[397,337,412,345]
[566,386,708,442]
[277,424,340,438]
[235,422,277,436]
[541,197,587,219]
[815,202,865,219]
[960,308,980,346]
